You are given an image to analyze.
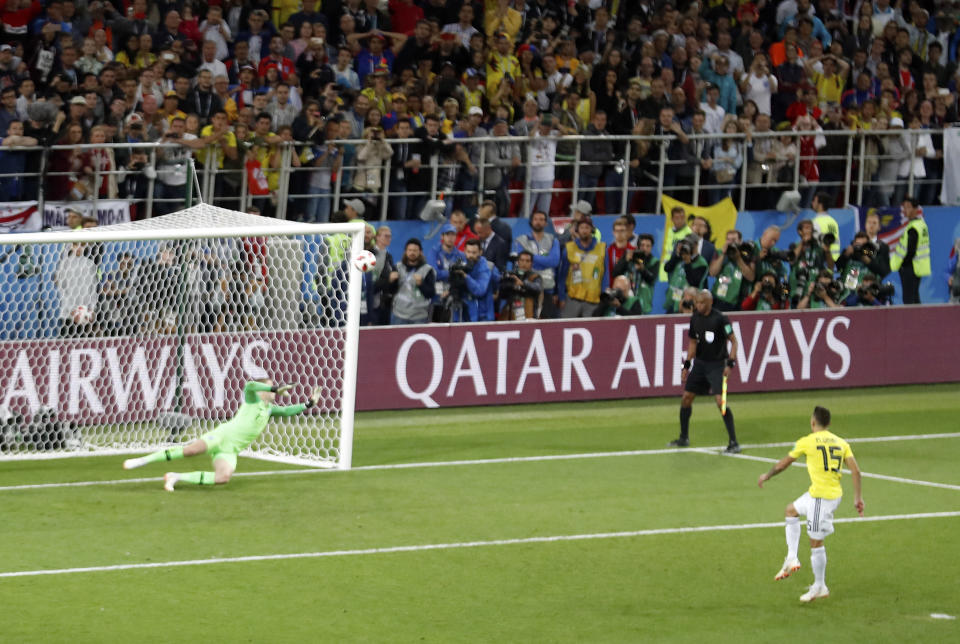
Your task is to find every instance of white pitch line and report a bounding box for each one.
[701,449,960,492]
[1,431,959,493]
[2,511,958,580]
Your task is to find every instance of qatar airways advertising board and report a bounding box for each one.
[0,308,954,419]
[356,307,960,410]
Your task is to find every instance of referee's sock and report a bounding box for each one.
[178,471,217,486]
[679,407,692,440]
[722,406,737,443]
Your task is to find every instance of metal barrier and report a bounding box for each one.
[0,127,947,222]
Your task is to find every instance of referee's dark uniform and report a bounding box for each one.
[670,298,740,452]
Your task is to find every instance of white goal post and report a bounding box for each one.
[0,204,365,469]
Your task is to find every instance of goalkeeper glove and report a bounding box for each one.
[304,386,322,408]
[273,384,294,396]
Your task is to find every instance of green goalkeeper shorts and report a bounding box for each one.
[200,428,240,471]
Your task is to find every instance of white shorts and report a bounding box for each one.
[793,492,841,540]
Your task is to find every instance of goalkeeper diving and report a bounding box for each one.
[123,380,322,491]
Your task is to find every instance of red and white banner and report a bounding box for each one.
[0,308,956,421]
[0,201,42,234]
[43,200,132,229]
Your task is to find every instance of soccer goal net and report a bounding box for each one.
[0,203,364,469]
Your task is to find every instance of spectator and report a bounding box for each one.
[578,110,618,214]
[528,113,558,216]
[706,117,743,203]
[700,54,739,117]
[54,240,99,338]
[0,120,37,201]
[483,117,521,217]
[473,214,509,274]
[154,116,203,215]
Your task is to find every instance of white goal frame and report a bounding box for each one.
[0,215,365,470]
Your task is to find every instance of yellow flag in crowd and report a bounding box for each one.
[659,195,740,280]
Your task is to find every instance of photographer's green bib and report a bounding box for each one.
[712,259,744,306]
[790,244,828,300]
[665,256,708,313]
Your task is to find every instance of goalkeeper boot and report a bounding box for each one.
[724,441,741,454]
[668,437,690,447]
[775,557,802,581]
[163,472,179,492]
[800,584,829,603]
[123,457,147,470]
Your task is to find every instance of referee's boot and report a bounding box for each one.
[724,441,741,454]
[668,437,690,447]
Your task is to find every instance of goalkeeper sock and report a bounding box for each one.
[785,516,801,560]
[141,446,184,465]
[679,406,692,440]
[811,546,827,586]
[178,471,217,486]
[722,407,737,443]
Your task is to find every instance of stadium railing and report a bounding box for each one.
[0,128,946,222]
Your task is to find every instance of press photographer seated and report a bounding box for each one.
[498,251,543,321]
[741,270,790,310]
[592,275,644,317]
[612,233,659,315]
[797,268,844,309]
[842,272,894,306]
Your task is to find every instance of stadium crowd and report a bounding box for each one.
[0,0,957,333]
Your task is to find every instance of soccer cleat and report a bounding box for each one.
[163,472,179,492]
[668,437,690,447]
[800,585,830,603]
[123,457,146,470]
[775,558,802,581]
[724,442,742,454]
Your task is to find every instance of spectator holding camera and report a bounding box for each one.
[742,270,790,311]
[709,229,756,312]
[788,219,834,306]
[842,272,893,307]
[664,234,709,313]
[499,251,543,321]
[559,218,607,319]
[612,233,658,315]
[592,275,644,317]
[797,268,843,309]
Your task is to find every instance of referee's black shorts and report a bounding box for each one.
[685,359,725,396]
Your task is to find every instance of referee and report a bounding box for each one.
[669,290,741,453]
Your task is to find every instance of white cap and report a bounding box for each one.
[889,116,904,128]
[467,106,483,117]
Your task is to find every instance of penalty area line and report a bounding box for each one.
[1,511,959,579]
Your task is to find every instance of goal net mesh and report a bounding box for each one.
[0,203,361,468]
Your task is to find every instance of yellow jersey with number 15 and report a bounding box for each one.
[789,430,854,500]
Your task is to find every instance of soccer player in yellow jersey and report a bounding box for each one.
[757,406,864,602]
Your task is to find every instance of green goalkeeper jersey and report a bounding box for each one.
[213,382,307,452]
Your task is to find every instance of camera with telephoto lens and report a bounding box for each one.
[812,230,836,248]
[814,279,841,300]
[600,287,625,304]
[766,248,794,263]
[852,240,878,263]
[857,281,895,300]
[448,259,472,290]
[633,251,650,269]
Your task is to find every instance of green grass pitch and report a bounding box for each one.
[1,384,958,643]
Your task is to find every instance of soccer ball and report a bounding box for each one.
[352,250,377,273]
[71,305,93,325]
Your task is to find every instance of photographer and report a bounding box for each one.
[843,272,894,306]
[514,210,561,318]
[499,251,543,321]
[836,230,888,299]
[742,270,790,310]
[749,225,791,287]
[709,229,756,312]
[428,223,467,321]
[446,238,492,322]
[664,234,708,313]
[592,275,644,317]
[788,219,834,307]
[797,268,843,309]
[612,233,659,314]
